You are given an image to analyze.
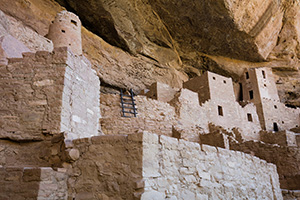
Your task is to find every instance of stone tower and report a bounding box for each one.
[240,67,300,131]
[47,11,82,55]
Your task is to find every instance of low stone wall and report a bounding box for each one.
[67,132,283,199]
[0,47,100,141]
[282,190,300,200]
[0,133,65,168]
[0,167,68,200]
[100,94,176,136]
[67,135,144,200]
[142,133,282,200]
[230,140,300,190]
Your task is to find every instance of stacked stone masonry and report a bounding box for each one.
[240,67,300,131]
[100,94,176,137]
[0,167,68,200]
[0,9,299,200]
[65,132,283,200]
[230,140,300,190]
[0,47,100,141]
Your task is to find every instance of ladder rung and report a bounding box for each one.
[122,102,136,105]
[121,94,134,97]
[122,115,133,118]
[122,111,137,114]
[122,106,137,110]
[121,98,135,101]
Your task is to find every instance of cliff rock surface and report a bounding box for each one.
[0,0,300,105]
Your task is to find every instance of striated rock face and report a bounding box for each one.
[149,0,283,63]
[0,0,300,104]
[0,0,187,92]
[55,0,182,69]
[58,0,283,63]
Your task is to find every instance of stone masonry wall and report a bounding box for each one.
[0,47,100,141]
[142,133,283,200]
[0,133,65,168]
[0,48,67,140]
[66,132,283,199]
[100,94,176,136]
[60,51,100,140]
[66,134,144,200]
[0,167,68,200]
[230,140,300,190]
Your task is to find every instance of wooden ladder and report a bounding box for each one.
[120,89,137,118]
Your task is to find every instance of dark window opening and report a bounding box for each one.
[246,72,249,79]
[61,30,65,33]
[213,77,216,80]
[218,106,223,116]
[282,121,284,124]
[223,80,226,84]
[71,20,77,26]
[273,122,279,132]
[274,105,277,109]
[262,70,266,79]
[264,84,267,87]
[249,90,254,99]
[247,113,253,122]
[238,83,243,101]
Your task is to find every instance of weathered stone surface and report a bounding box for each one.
[148,0,283,62]
[230,140,300,190]
[0,9,53,53]
[0,167,68,200]
[0,35,31,58]
[67,132,283,199]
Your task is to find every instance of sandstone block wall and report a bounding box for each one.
[240,67,300,131]
[0,133,65,168]
[60,53,100,140]
[66,135,144,200]
[0,167,68,200]
[261,98,300,131]
[230,140,300,190]
[142,133,283,200]
[66,132,283,200]
[0,47,100,141]
[100,94,176,136]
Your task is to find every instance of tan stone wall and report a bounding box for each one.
[47,11,82,55]
[0,167,68,200]
[260,130,298,147]
[146,82,179,103]
[261,99,300,131]
[142,133,283,200]
[230,140,300,190]
[0,49,67,140]
[66,132,283,199]
[100,94,176,136]
[240,67,300,131]
[0,133,65,168]
[60,52,100,140]
[66,135,144,200]
[282,190,300,200]
[171,88,261,141]
[0,47,100,141]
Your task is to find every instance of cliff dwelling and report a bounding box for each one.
[0,1,300,200]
